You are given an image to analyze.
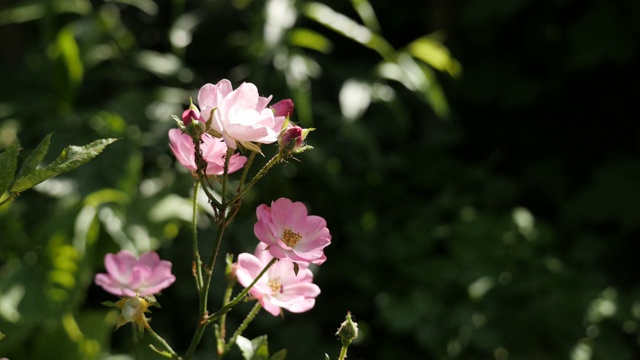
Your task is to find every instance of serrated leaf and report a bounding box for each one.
[11,138,118,192]
[270,349,287,360]
[16,133,52,181]
[0,142,20,195]
[237,335,270,360]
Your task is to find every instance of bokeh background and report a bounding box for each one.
[1,0,640,359]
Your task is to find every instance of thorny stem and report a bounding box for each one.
[192,181,203,291]
[216,277,235,354]
[338,345,349,360]
[236,146,259,192]
[220,302,262,358]
[227,152,281,207]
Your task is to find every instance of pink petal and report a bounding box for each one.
[261,297,283,316]
[284,282,321,298]
[235,253,266,287]
[286,298,316,313]
[271,199,308,232]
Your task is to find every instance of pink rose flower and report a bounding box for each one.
[95,250,176,297]
[168,128,247,175]
[198,79,285,149]
[235,243,321,316]
[254,198,331,265]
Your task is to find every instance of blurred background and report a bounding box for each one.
[1,0,640,359]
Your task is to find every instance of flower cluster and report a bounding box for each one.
[95,79,332,358]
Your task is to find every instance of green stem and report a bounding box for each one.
[192,181,203,291]
[183,217,228,360]
[237,150,258,192]
[338,345,349,360]
[205,258,277,325]
[228,152,281,206]
[194,137,222,212]
[221,148,232,207]
[217,279,235,353]
[220,302,262,358]
[146,325,180,359]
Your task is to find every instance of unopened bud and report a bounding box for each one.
[336,311,358,347]
[271,99,295,118]
[279,125,304,151]
[182,103,202,126]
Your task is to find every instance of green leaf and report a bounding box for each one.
[303,2,394,58]
[270,349,287,360]
[16,133,53,182]
[237,335,270,360]
[289,28,333,54]
[407,34,462,78]
[11,138,118,193]
[325,354,330,360]
[0,142,20,195]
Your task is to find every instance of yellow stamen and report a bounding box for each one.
[282,228,302,247]
[268,279,282,294]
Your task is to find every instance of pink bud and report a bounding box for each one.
[181,107,202,126]
[278,125,304,150]
[271,99,295,118]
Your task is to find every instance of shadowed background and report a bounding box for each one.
[1,0,640,359]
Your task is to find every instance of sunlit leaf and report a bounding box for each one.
[0,2,45,25]
[350,0,380,32]
[50,27,84,98]
[377,53,449,118]
[11,138,118,193]
[237,335,270,360]
[408,34,462,78]
[289,28,333,54]
[303,2,393,58]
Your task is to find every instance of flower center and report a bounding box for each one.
[268,279,283,294]
[282,228,302,248]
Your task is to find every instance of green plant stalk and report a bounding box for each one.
[217,278,235,353]
[221,148,232,207]
[205,258,277,325]
[338,345,349,360]
[192,181,204,291]
[237,148,259,191]
[183,218,227,360]
[146,324,179,359]
[194,137,221,212]
[220,302,262,358]
[227,152,282,206]
[183,256,276,359]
